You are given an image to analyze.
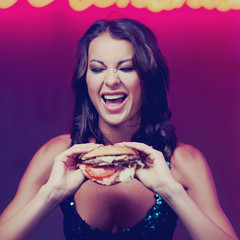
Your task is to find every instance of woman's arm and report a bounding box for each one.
[119,142,239,240]
[0,184,65,240]
[0,135,101,240]
[169,144,238,240]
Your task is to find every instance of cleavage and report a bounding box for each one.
[74,179,155,233]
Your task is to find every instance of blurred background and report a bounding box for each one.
[0,1,239,239]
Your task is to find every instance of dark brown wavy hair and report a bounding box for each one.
[71,18,177,162]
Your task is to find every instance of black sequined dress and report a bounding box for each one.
[60,191,178,240]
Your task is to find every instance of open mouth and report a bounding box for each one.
[101,94,127,106]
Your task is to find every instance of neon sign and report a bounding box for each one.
[0,0,240,11]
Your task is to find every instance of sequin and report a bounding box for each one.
[155,212,160,217]
[60,192,178,239]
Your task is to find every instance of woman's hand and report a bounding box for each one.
[45,143,102,201]
[118,142,180,195]
[117,142,239,240]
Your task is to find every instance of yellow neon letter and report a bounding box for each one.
[233,0,240,9]
[93,0,116,8]
[116,0,130,8]
[186,0,240,11]
[146,0,184,12]
[28,0,55,7]
[147,0,170,12]
[0,0,18,9]
[131,0,146,8]
[186,0,201,9]
[69,0,93,11]
[187,0,215,10]
[216,0,231,11]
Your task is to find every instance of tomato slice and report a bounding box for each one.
[85,165,117,180]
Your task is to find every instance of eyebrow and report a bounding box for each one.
[89,58,132,67]
[89,59,104,64]
[117,59,132,66]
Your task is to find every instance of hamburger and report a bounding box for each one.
[76,145,144,186]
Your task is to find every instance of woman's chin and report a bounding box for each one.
[99,113,141,130]
[104,117,126,127]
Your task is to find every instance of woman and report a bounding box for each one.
[0,18,238,240]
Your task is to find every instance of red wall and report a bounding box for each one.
[0,2,239,239]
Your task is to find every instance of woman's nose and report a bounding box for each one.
[104,69,120,88]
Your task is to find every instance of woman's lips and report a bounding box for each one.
[101,93,127,112]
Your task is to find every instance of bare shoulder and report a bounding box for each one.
[170,143,238,238]
[25,134,71,184]
[26,134,71,173]
[17,134,71,191]
[170,143,210,189]
[171,143,205,165]
[38,134,71,154]
[0,134,71,221]
[14,134,72,186]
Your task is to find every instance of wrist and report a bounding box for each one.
[39,184,68,206]
[154,181,185,203]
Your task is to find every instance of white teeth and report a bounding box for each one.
[103,94,125,100]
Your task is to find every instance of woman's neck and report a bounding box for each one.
[99,120,140,145]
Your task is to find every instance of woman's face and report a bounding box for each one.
[86,34,143,129]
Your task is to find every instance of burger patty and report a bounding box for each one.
[79,155,144,168]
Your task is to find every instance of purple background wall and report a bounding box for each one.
[0,2,239,239]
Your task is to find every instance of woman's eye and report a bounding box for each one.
[119,67,134,72]
[90,68,104,73]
